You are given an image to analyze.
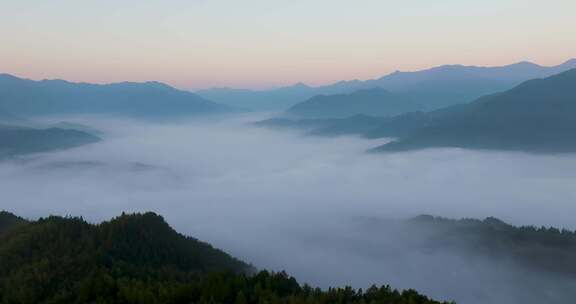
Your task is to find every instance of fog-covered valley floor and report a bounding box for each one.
[2,115,576,304]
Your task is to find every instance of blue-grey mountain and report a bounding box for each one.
[198,59,576,111]
[374,68,576,153]
[0,74,230,118]
[286,88,421,118]
[0,124,100,158]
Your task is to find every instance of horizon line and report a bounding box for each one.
[2,57,574,92]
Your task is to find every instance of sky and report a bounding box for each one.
[1,0,575,89]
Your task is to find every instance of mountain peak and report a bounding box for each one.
[291,82,310,89]
[510,60,539,67]
[0,73,23,82]
[560,58,576,67]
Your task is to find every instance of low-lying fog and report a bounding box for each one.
[2,115,576,304]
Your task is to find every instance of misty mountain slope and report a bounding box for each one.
[254,104,468,139]
[0,125,101,157]
[0,211,446,304]
[46,121,103,136]
[374,68,576,153]
[0,73,231,118]
[337,215,576,304]
[402,215,576,276]
[307,114,391,136]
[198,59,576,111]
[286,88,422,119]
[304,107,466,138]
[252,115,393,138]
[0,108,26,125]
[197,83,318,111]
[253,116,342,131]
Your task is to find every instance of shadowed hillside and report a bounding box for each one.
[375,68,576,153]
[286,88,421,119]
[0,125,101,158]
[0,211,447,304]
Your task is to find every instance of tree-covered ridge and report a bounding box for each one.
[404,215,576,276]
[0,211,27,236]
[0,211,448,304]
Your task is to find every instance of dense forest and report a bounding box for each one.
[0,211,448,304]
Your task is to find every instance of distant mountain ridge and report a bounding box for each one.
[198,59,576,111]
[0,74,231,118]
[374,68,576,152]
[258,68,576,154]
[286,88,422,119]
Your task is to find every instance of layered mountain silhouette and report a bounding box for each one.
[0,74,230,118]
[259,68,576,153]
[286,88,422,118]
[199,59,576,111]
[374,68,576,152]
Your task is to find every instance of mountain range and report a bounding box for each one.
[198,59,576,111]
[374,68,576,152]
[285,88,422,118]
[258,68,576,154]
[0,74,231,118]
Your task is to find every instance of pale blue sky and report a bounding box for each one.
[1,0,575,89]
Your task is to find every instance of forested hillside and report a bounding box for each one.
[0,211,447,304]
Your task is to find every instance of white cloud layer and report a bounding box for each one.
[2,115,576,303]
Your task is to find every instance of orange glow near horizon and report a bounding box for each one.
[1,0,575,90]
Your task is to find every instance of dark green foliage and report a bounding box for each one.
[0,211,27,236]
[0,212,447,304]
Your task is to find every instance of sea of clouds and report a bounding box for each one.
[2,115,576,303]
